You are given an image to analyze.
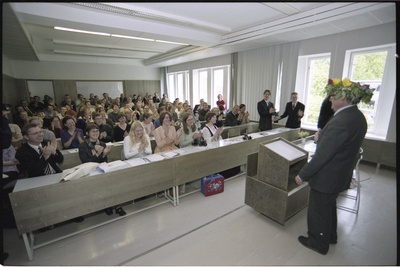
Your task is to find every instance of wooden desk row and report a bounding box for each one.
[58,122,260,170]
[10,127,299,260]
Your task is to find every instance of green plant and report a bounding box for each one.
[298,131,310,138]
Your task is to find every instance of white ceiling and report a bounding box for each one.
[2,2,396,67]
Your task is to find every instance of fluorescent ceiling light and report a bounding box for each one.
[155,40,188,46]
[110,34,154,42]
[54,26,188,46]
[54,26,110,36]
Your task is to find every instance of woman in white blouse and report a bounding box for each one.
[201,111,224,142]
[123,121,152,160]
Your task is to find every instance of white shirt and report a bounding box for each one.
[123,134,152,160]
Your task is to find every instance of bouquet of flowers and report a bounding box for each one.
[325,78,374,104]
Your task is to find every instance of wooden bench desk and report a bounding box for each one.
[10,127,300,260]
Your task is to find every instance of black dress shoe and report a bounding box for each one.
[105,208,113,215]
[115,207,126,216]
[298,236,328,255]
[330,239,337,244]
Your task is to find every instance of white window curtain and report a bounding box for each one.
[236,42,300,121]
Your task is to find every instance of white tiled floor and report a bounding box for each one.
[3,162,397,266]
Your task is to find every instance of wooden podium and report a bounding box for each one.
[245,137,310,225]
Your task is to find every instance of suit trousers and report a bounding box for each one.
[307,189,339,252]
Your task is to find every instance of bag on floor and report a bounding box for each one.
[201,174,224,196]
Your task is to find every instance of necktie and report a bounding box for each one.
[39,145,56,175]
[292,103,296,109]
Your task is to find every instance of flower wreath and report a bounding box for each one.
[325,78,374,104]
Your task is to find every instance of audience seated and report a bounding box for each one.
[210,107,224,127]
[16,124,63,177]
[61,116,84,149]
[93,112,114,143]
[78,123,125,216]
[48,116,63,138]
[113,113,130,142]
[29,116,57,147]
[142,112,155,137]
[224,105,243,126]
[123,121,152,160]
[107,104,120,125]
[178,112,203,148]
[239,104,250,124]
[153,111,179,153]
[197,101,209,121]
[202,112,224,142]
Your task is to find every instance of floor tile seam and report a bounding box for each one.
[116,204,246,266]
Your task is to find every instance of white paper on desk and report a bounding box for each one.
[143,154,165,162]
[96,160,129,173]
[162,149,185,158]
[61,162,100,181]
[125,157,147,167]
[66,148,79,153]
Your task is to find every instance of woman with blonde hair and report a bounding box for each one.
[123,121,152,160]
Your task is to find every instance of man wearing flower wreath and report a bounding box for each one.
[294,78,373,255]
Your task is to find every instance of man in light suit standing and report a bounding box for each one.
[295,78,374,255]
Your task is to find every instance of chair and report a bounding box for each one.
[337,147,363,214]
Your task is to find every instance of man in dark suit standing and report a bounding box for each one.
[16,124,64,178]
[295,78,373,255]
[317,94,335,130]
[275,92,305,128]
[257,89,277,131]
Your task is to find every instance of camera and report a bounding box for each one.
[242,133,252,140]
[191,138,199,146]
[192,137,207,146]
[199,138,207,146]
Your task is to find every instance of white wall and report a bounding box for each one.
[8,61,161,80]
[167,54,231,73]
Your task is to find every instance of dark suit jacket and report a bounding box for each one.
[224,111,241,126]
[317,96,334,129]
[78,139,108,163]
[298,105,367,194]
[15,142,64,178]
[280,101,305,128]
[281,102,306,129]
[257,100,276,131]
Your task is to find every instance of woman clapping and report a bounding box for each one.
[123,121,152,160]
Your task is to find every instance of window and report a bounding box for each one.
[192,65,230,108]
[167,71,189,103]
[345,48,388,133]
[300,54,331,126]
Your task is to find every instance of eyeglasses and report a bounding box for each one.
[90,129,99,133]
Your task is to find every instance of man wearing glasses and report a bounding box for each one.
[16,124,64,178]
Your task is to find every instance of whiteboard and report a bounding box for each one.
[27,80,54,99]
